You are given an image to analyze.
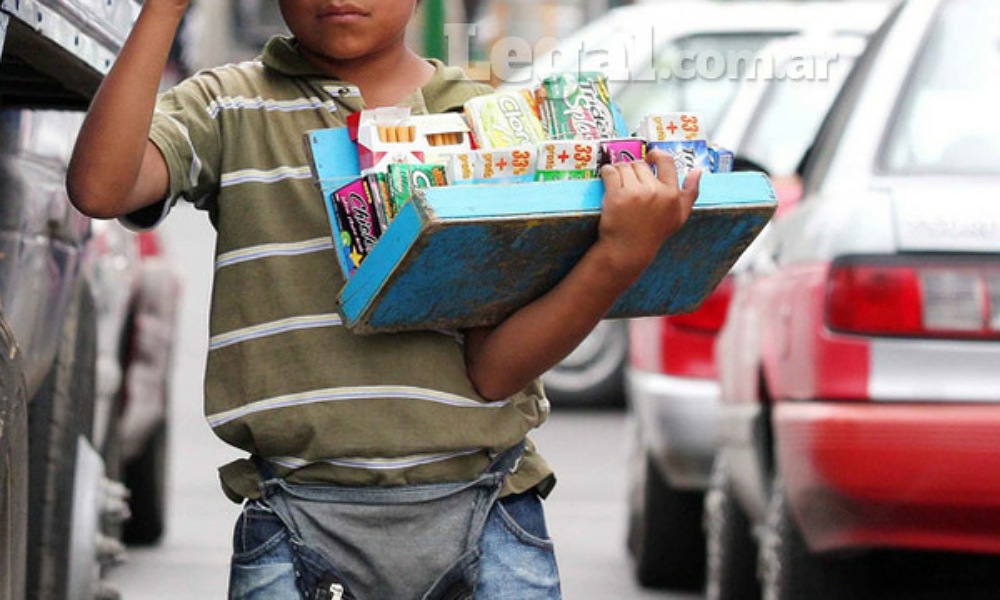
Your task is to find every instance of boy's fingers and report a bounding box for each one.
[616,162,640,188]
[680,168,703,214]
[647,148,679,190]
[632,159,658,186]
[600,164,622,188]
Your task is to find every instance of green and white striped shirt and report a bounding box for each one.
[140,36,553,501]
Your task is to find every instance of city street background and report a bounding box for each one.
[106,203,702,599]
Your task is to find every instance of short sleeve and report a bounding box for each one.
[122,72,224,229]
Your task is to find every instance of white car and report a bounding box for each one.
[712,0,1000,598]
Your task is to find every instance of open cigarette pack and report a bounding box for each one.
[304,74,776,334]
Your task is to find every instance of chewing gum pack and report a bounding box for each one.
[641,112,710,179]
[535,140,601,181]
[387,163,448,215]
[464,91,547,150]
[535,72,628,141]
[447,146,538,184]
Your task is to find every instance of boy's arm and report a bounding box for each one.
[67,0,189,219]
[465,149,701,401]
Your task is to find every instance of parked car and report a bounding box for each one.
[1,107,180,600]
[505,0,888,408]
[711,1,1000,598]
[623,29,877,590]
[0,0,180,596]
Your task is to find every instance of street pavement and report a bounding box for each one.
[106,204,702,599]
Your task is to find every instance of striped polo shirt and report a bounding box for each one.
[140,36,554,501]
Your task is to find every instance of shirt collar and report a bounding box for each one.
[259,35,488,113]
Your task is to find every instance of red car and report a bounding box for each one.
[711,0,1000,598]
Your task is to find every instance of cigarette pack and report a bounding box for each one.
[464,91,548,150]
[410,113,472,164]
[348,107,424,174]
[535,72,628,140]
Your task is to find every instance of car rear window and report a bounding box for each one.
[881,0,1000,176]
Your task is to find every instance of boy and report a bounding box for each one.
[67,0,700,598]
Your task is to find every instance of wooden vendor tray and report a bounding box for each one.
[305,128,776,334]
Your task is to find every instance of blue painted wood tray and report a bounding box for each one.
[304,128,776,334]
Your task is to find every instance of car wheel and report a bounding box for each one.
[760,477,864,600]
[123,419,169,545]
[543,320,627,407]
[626,452,706,590]
[705,457,760,600]
[27,282,98,600]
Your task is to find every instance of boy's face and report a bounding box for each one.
[279,0,418,63]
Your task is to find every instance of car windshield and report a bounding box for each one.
[740,52,856,176]
[881,0,1000,175]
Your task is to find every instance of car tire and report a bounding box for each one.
[705,457,760,600]
[760,476,864,600]
[27,282,98,600]
[123,419,169,545]
[1,316,29,600]
[543,320,627,408]
[626,453,706,590]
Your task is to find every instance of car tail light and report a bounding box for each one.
[826,259,1000,339]
[646,277,735,379]
[666,277,734,334]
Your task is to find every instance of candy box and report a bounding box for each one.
[599,138,647,166]
[329,175,386,277]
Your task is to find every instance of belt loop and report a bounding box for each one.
[251,455,282,493]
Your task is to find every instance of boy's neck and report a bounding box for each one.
[301,41,436,108]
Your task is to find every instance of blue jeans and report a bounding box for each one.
[228,491,562,599]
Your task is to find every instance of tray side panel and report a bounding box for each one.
[350,214,599,333]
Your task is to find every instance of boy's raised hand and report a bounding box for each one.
[145,0,190,19]
[596,148,701,283]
